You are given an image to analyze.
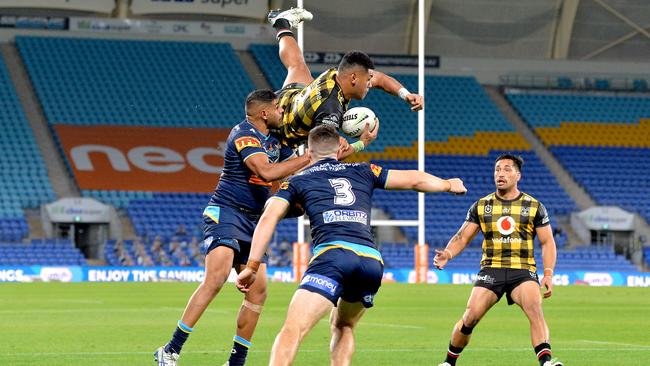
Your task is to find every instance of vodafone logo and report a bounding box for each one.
[496,216,516,236]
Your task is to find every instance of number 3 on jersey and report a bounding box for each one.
[329,178,355,206]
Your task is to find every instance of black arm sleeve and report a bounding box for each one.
[465,201,479,224]
[534,202,551,227]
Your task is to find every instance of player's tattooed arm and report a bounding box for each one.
[434,221,479,269]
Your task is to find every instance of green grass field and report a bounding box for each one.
[1,282,649,365]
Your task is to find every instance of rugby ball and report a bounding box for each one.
[341,107,376,137]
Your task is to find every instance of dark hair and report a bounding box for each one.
[495,153,524,171]
[245,89,276,112]
[308,125,340,151]
[338,51,375,72]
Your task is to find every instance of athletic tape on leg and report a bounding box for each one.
[242,299,263,313]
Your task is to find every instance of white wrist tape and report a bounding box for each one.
[398,87,410,101]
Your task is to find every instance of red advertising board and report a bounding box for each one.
[55,125,230,192]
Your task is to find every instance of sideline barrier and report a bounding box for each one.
[1,266,650,287]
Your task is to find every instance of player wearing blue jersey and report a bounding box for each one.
[236,125,467,366]
[155,90,311,366]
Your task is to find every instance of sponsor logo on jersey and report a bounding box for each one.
[322,209,368,225]
[301,274,339,296]
[496,216,516,236]
[235,136,262,152]
[370,164,383,177]
[476,274,495,284]
[321,113,341,127]
[492,236,522,245]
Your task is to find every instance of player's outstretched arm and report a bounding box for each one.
[371,71,424,111]
[385,170,467,194]
[245,153,310,182]
[338,119,380,160]
[433,221,480,270]
[236,198,289,293]
[536,224,557,298]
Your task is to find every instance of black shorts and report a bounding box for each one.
[474,267,539,305]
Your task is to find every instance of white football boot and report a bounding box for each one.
[267,8,314,29]
[154,346,179,366]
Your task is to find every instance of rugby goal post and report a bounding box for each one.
[293,0,429,283]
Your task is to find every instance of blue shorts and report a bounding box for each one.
[202,205,260,266]
[299,241,384,308]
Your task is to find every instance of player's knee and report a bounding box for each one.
[250,288,268,304]
[461,313,481,328]
[331,318,355,331]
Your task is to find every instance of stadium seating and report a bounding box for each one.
[506,93,650,127]
[126,193,208,239]
[507,91,650,222]
[104,236,292,267]
[371,150,574,247]
[17,36,253,128]
[15,36,261,237]
[17,36,256,210]
[0,53,54,241]
[12,39,599,265]
[380,243,636,270]
[0,239,85,266]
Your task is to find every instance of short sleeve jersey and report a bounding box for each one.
[208,119,295,215]
[273,158,389,249]
[466,192,550,271]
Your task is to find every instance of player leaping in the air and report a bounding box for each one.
[267,8,424,158]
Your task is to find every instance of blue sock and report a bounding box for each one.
[228,335,251,366]
[165,320,193,354]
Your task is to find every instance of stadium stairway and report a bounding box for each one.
[236,50,272,90]
[506,91,650,230]
[485,86,595,210]
[1,43,78,200]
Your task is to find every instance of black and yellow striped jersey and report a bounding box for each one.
[466,192,550,271]
[276,68,350,148]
